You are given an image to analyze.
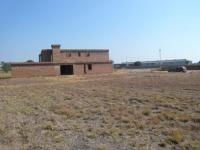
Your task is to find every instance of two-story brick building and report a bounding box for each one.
[11,44,113,77]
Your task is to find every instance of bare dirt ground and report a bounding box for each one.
[0,70,199,150]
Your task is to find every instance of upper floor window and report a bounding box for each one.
[86,53,90,57]
[78,52,81,57]
[66,53,71,57]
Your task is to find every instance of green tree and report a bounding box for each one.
[134,61,142,66]
[26,60,34,63]
[1,62,11,72]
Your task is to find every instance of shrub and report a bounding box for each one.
[167,130,184,144]
[87,133,96,139]
[191,142,200,150]
[134,61,142,66]
[158,142,166,147]
[26,60,34,63]
[42,123,55,130]
[1,62,11,72]
[142,109,151,116]
[49,105,78,118]
[178,114,190,122]
[95,144,108,150]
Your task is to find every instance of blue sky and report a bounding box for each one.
[0,0,200,63]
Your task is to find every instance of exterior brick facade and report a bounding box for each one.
[12,63,60,77]
[12,44,113,77]
[40,45,109,63]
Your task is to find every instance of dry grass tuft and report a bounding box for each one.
[42,122,55,131]
[142,108,151,116]
[177,114,191,122]
[49,105,79,118]
[95,144,109,150]
[190,142,200,150]
[158,142,166,147]
[166,129,184,144]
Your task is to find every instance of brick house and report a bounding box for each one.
[11,44,113,77]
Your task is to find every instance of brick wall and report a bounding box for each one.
[52,51,109,63]
[40,45,110,63]
[73,63,113,75]
[39,50,52,62]
[12,65,60,78]
[11,62,113,77]
[12,45,113,78]
[86,63,113,74]
[73,64,85,75]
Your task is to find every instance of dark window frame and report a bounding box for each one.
[86,53,90,57]
[66,53,71,57]
[88,64,92,70]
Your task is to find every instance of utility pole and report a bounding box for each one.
[159,49,162,67]
[126,56,128,68]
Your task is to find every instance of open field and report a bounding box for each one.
[0,71,11,79]
[0,70,200,150]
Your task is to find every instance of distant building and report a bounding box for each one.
[115,59,192,69]
[141,59,192,67]
[11,44,113,77]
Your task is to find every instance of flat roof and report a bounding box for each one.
[41,49,109,53]
[11,61,113,66]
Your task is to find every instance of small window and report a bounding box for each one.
[88,64,92,70]
[78,52,81,57]
[86,53,90,57]
[66,53,71,57]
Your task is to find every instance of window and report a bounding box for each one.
[86,53,90,57]
[66,53,71,57]
[78,52,81,57]
[88,64,92,70]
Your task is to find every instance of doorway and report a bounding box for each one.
[60,65,73,75]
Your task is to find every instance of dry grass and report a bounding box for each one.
[0,71,11,79]
[166,129,184,144]
[190,142,200,150]
[0,70,199,149]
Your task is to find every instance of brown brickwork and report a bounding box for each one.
[73,64,85,75]
[39,50,52,62]
[40,45,109,63]
[11,44,113,77]
[12,64,60,78]
[85,63,113,74]
[52,51,109,63]
[73,63,113,75]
